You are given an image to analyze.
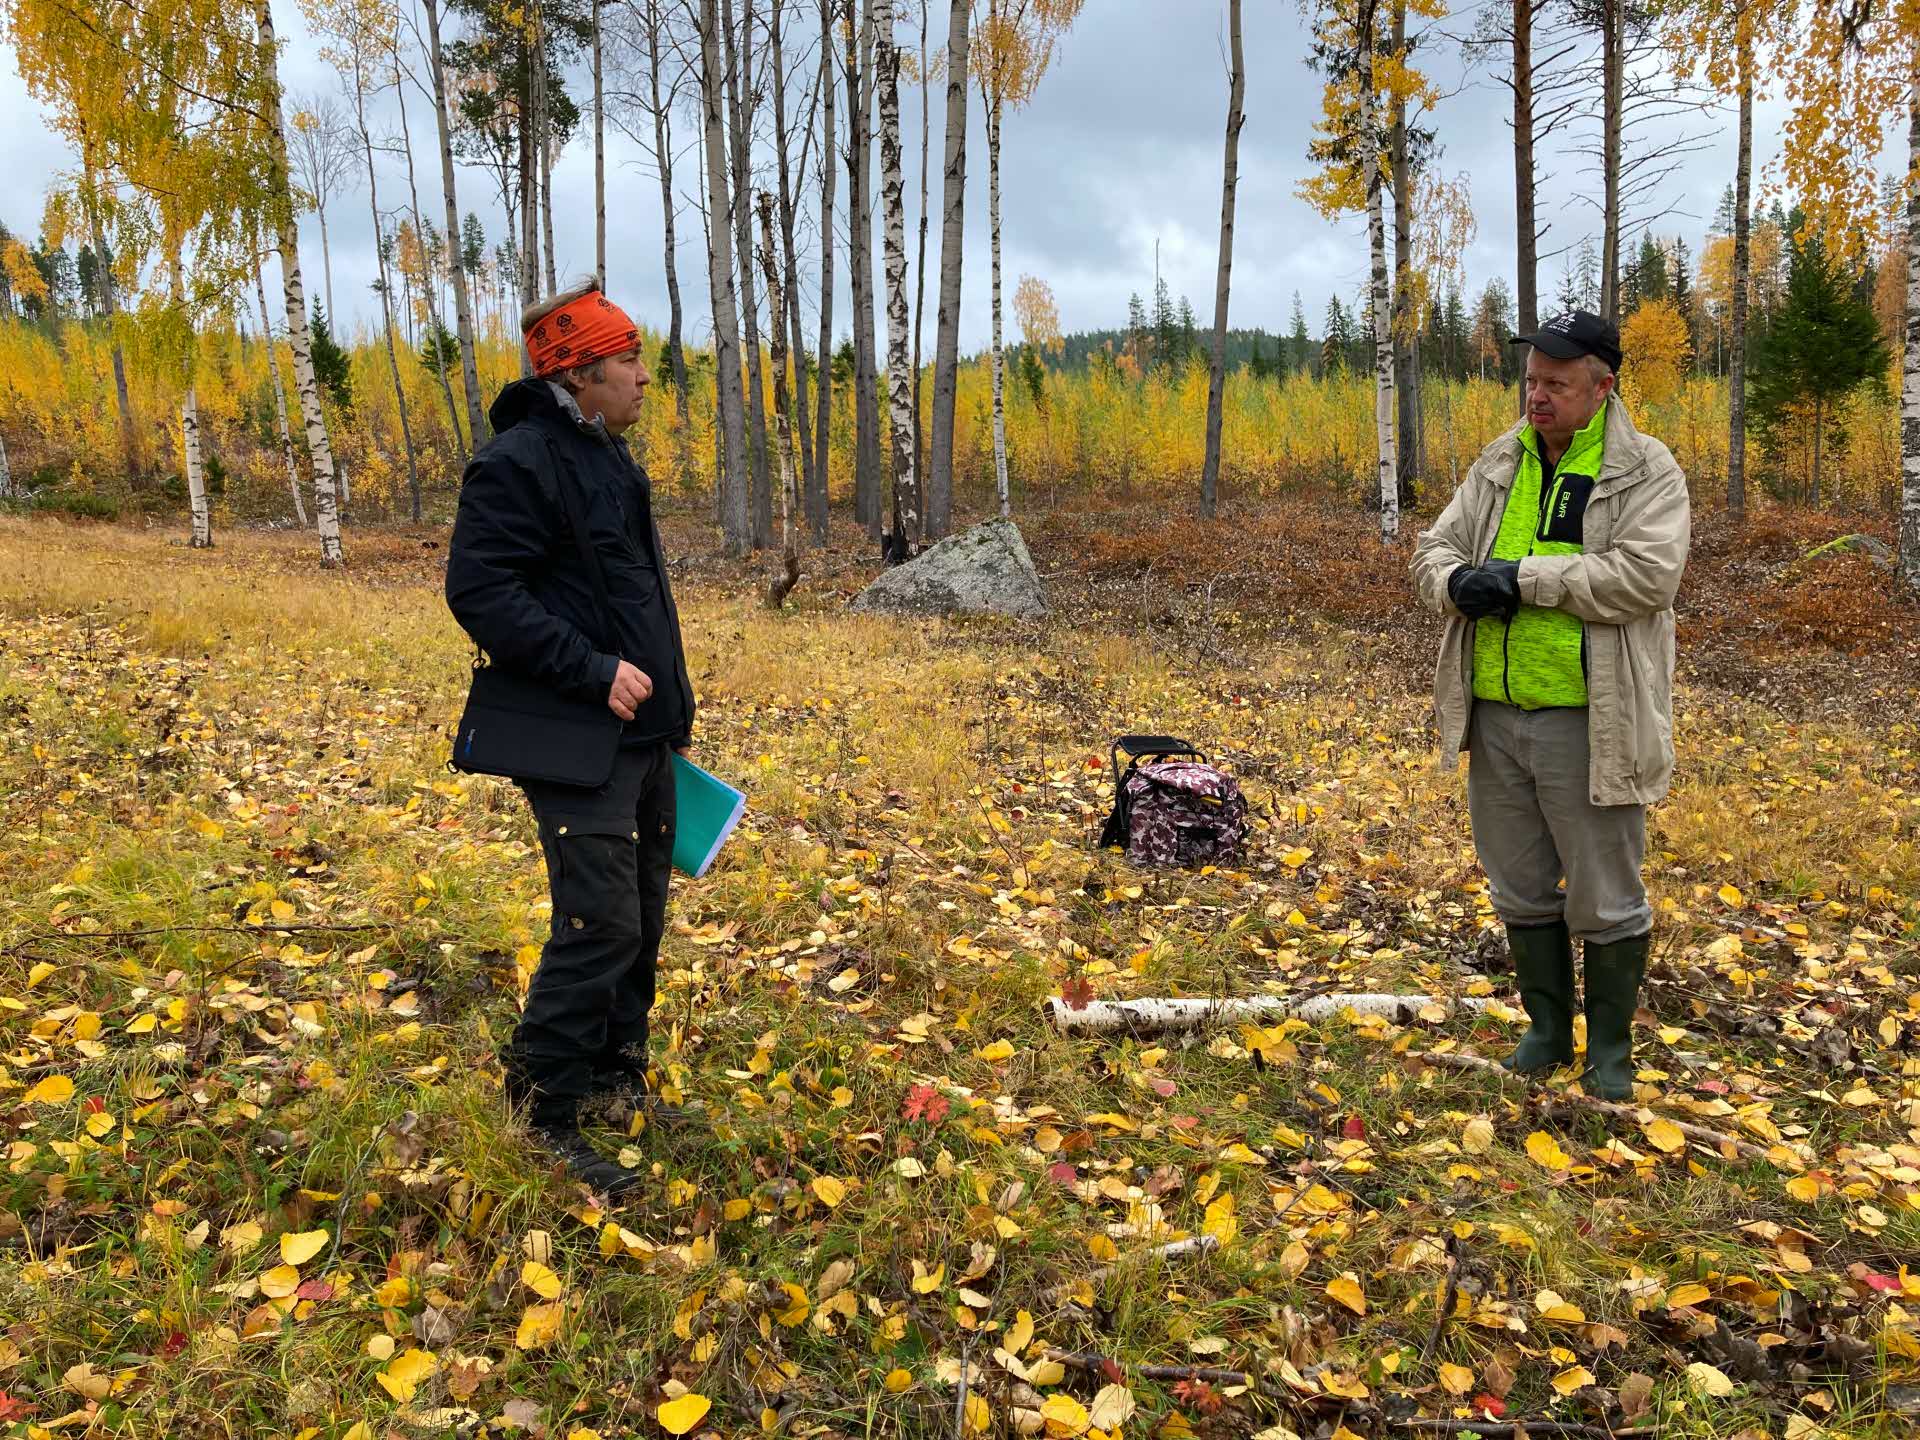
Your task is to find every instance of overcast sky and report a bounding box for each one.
[0,0,1903,354]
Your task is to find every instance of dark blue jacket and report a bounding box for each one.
[446,379,695,749]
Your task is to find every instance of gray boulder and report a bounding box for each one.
[851,518,1048,619]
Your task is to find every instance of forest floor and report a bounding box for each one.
[0,502,1916,1440]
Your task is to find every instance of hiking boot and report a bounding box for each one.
[1503,920,1576,1075]
[583,1071,695,1132]
[530,1122,644,1197]
[1581,932,1649,1101]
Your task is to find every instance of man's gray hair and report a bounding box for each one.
[1585,354,1616,387]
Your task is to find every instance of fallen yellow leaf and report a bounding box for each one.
[516,1300,565,1350]
[280,1229,329,1266]
[658,1392,712,1435]
[521,1260,565,1300]
[1642,1117,1686,1154]
[1325,1273,1367,1316]
[975,1039,1016,1063]
[884,1368,913,1393]
[1551,1365,1595,1396]
[23,1074,74,1106]
[1436,1362,1474,1396]
[1460,1116,1494,1155]
[1525,1131,1572,1171]
[259,1264,301,1299]
[1088,1383,1136,1430]
[1040,1393,1091,1437]
[1685,1361,1735,1397]
[811,1175,848,1208]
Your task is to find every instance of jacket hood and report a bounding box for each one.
[488,376,569,433]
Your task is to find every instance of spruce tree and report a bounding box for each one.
[309,306,354,410]
[1288,291,1310,374]
[1750,224,1890,504]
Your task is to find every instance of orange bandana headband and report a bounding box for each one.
[524,291,640,378]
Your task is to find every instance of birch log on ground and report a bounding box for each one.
[1047,993,1496,1035]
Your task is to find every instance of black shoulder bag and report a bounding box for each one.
[450,441,625,788]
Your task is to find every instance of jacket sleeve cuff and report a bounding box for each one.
[593,653,621,688]
[1517,556,1566,611]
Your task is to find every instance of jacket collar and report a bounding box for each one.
[1484,394,1649,493]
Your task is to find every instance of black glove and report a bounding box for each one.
[1447,561,1521,621]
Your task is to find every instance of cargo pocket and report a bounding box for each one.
[537,812,645,943]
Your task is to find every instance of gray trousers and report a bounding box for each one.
[1466,702,1651,944]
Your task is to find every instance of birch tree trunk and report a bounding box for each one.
[770,0,815,500]
[702,0,754,555]
[536,10,558,295]
[255,0,344,565]
[848,0,884,540]
[810,0,836,543]
[911,0,930,498]
[170,250,212,549]
[1598,0,1623,325]
[319,204,335,321]
[1728,27,1752,521]
[758,193,803,606]
[593,0,606,287]
[986,94,1010,519]
[1513,0,1538,366]
[1902,57,1920,590]
[926,0,970,541]
[0,431,11,498]
[1389,0,1416,510]
[724,0,774,547]
[877,0,920,559]
[518,20,540,375]
[255,254,308,527]
[82,142,140,481]
[1361,0,1399,543]
[645,1,691,421]
[1199,0,1243,521]
[424,0,489,445]
[396,83,467,460]
[354,82,424,521]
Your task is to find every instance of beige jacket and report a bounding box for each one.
[1410,394,1690,807]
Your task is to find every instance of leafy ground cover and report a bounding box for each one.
[0,509,1916,1440]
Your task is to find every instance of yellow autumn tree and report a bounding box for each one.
[1012,273,1061,354]
[1621,297,1692,407]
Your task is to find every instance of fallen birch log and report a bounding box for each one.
[1048,993,1496,1035]
[1404,1050,1780,1162]
[1044,1234,1218,1302]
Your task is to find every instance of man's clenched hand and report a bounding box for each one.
[608,660,654,720]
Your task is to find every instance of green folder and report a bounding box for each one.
[672,754,746,878]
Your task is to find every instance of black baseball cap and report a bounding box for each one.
[1510,309,1622,373]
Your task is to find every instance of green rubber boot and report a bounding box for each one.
[1503,920,1576,1075]
[1582,933,1650,1101]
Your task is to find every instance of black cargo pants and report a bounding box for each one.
[505,741,676,1129]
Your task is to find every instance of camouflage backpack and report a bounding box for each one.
[1098,735,1249,868]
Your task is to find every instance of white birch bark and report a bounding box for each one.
[810,0,836,542]
[1901,59,1920,591]
[926,0,970,541]
[0,431,11,498]
[1046,993,1494,1036]
[987,92,1010,519]
[182,384,212,548]
[394,81,466,464]
[757,193,803,607]
[256,0,343,565]
[1361,8,1399,545]
[701,0,754,555]
[423,0,488,446]
[254,254,308,527]
[877,0,919,557]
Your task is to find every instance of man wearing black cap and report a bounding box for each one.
[1411,311,1689,1100]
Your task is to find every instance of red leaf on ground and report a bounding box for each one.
[901,1084,950,1126]
[1150,1078,1177,1097]
[84,1095,105,1114]
[295,1278,335,1302]
[1059,976,1095,1010]
[0,1391,36,1421]
[1047,1162,1078,1186]
[1172,1380,1224,1416]
[160,1331,189,1359]
[1100,1358,1126,1385]
[1472,1395,1507,1419]
[1341,1115,1366,1140]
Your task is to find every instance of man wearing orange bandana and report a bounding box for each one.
[446,280,696,1196]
